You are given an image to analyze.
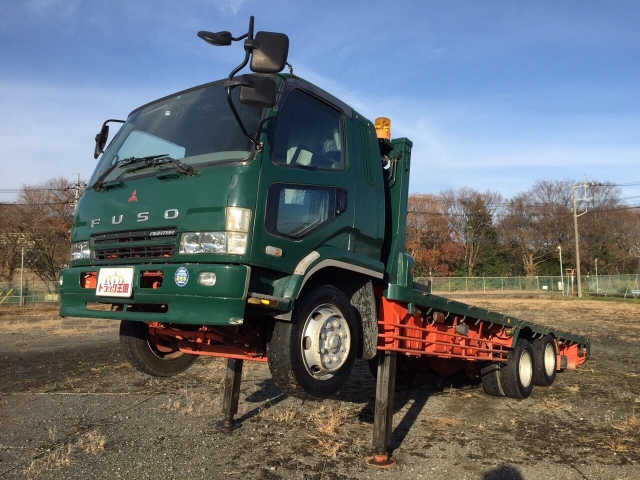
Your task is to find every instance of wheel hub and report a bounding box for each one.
[544,342,556,377]
[301,304,351,379]
[519,350,533,388]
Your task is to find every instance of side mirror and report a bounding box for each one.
[197,30,232,46]
[94,124,109,159]
[93,119,125,159]
[239,75,277,108]
[250,31,289,73]
[225,75,277,108]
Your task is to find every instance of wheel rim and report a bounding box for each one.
[147,331,184,360]
[300,303,351,380]
[519,350,533,388]
[544,342,556,377]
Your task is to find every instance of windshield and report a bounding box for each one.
[89,81,262,185]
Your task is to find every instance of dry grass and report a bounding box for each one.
[610,415,640,433]
[258,407,297,423]
[540,398,573,412]
[468,298,640,342]
[0,304,58,319]
[23,429,106,479]
[0,315,116,336]
[598,415,640,456]
[308,404,349,436]
[158,386,196,415]
[304,403,350,457]
[77,430,107,454]
[423,415,463,431]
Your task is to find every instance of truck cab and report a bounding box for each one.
[59,22,406,399]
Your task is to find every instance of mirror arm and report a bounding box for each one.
[225,85,260,150]
[231,32,248,42]
[226,16,256,80]
[221,16,262,151]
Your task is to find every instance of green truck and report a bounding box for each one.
[59,17,589,465]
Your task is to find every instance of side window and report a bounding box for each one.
[266,184,344,239]
[272,90,344,170]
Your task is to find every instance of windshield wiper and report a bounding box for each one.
[123,156,196,177]
[92,154,171,191]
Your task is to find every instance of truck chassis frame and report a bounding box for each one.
[142,291,588,468]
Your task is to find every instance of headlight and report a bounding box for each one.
[179,232,226,254]
[71,241,90,260]
[180,208,252,256]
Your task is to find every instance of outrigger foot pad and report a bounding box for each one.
[365,453,397,468]
[215,414,242,432]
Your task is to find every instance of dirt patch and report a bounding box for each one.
[1,299,639,480]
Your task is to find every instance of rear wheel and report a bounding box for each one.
[119,320,197,377]
[267,285,358,400]
[532,334,557,386]
[500,339,534,399]
[481,363,505,397]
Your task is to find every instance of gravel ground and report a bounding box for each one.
[0,298,639,480]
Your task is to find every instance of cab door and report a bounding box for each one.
[250,83,355,277]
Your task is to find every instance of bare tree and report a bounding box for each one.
[406,194,463,276]
[499,180,573,276]
[441,188,503,276]
[0,203,24,281]
[16,178,77,288]
[580,183,640,274]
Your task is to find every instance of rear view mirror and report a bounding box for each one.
[94,124,109,159]
[239,75,277,108]
[93,119,125,159]
[250,31,289,74]
[199,18,288,148]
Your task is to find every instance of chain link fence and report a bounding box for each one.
[417,274,640,297]
[0,281,59,305]
[2,274,640,305]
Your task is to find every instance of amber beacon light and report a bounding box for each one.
[375,117,391,140]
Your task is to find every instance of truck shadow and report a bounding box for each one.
[342,360,481,453]
[231,359,481,454]
[483,464,525,480]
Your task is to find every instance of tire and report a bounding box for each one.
[267,285,358,400]
[500,339,534,399]
[119,320,197,377]
[532,334,557,386]
[481,363,506,397]
[368,354,418,385]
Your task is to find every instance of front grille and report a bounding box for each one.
[91,228,178,261]
[92,228,178,245]
[93,245,175,260]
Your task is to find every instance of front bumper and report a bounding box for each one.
[59,263,250,326]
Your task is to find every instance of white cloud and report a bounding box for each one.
[206,0,248,15]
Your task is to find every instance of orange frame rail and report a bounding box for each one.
[377,297,514,363]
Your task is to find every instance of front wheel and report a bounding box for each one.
[267,285,359,400]
[119,320,197,377]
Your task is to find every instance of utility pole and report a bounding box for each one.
[557,246,564,297]
[73,173,81,210]
[572,177,591,297]
[595,258,599,294]
[20,247,24,307]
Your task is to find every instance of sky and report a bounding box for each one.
[1,0,640,204]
